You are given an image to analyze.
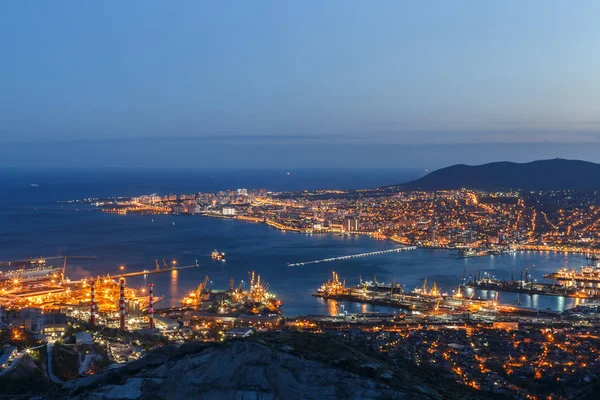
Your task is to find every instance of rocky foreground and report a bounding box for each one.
[58,332,488,400]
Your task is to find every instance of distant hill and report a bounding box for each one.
[398,159,600,191]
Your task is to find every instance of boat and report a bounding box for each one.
[456,248,477,258]
[545,263,600,283]
[586,254,600,261]
[411,279,447,298]
[449,246,469,256]
[500,247,517,255]
[211,250,226,261]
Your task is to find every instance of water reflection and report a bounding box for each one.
[170,269,178,299]
[327,299,337,316]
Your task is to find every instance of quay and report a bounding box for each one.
[312,272,492,313]
[461,280,598,299]
[288,246,417,267]
[544,271,600,285]
[313,288,493,312]
[313,286,565,317]
[313,290,435,312]
[312,272,570,317]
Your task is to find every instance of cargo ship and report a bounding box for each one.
[314,273,487,312]
[462,275,593,298]
[544,263,600,284]
[0,259,60,283]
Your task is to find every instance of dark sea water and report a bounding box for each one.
[0,168,589,315]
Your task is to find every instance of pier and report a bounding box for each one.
[312,272,493,313]
[461,281,597,299]
[113,263,198,279]
[313,272,565,317]
[287,246,417,267]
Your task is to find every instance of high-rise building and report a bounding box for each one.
[344,216,360,232]
[467,229,474,243]
[236,189,248,196]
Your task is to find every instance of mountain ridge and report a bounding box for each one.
[397,158,600,191]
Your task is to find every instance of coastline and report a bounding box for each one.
[197,212,596,257]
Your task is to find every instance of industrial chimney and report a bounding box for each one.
[119,278,125,330]
[148,283,154,329]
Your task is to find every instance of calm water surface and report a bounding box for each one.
[0,169,588,315]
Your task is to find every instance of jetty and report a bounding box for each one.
[287,246,416,267]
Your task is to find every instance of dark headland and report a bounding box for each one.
[396,159,600,191]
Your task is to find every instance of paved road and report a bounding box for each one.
[0,351,25,378]
[46,341,63,384]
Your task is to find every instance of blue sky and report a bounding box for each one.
[2,1,600,168]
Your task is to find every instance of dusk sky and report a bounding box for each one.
[2,1,600,169]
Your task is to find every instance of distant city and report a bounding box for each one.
[94,186,599,255]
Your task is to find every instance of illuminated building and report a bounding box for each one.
[225,327,253,338]
[222,207,236,216]
[43,313,68,338]
[344,216,360,232]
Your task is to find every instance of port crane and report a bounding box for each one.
[196,275,210,297]
[188,275,210,308]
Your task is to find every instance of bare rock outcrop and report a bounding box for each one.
[65,340,428,400]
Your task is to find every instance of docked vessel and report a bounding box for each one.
[181,271,282,316]
[490,247,517,256]
[448,246,467,256]
[211,250,226,261]
[586,254,600,261]
[314,273,484,312]
[449,246,479,258]
[462,273,592,298]
[456,248,477,258]
[0,259,60,283]
[545,263,600,284]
